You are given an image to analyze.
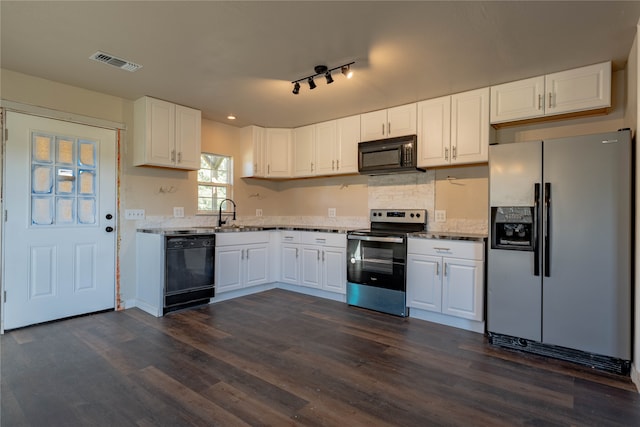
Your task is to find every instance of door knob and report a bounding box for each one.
[105,226,114,233]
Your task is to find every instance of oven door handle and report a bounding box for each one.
[347,235,404,244]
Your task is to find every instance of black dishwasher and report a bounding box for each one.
[164,234,215,314]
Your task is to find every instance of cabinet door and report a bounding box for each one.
[240,126,265,178]
[407,254,442,312]
[545,61,611,116]
[215,246,243,293]
[417,96,451,167]
[315,120,338,175]
[146,97,175,167]
[266,128,292,177]
[336,115,360,174]
[360,109,388,141]
[322,247,346,294]
[280,244,300,285]
[490,76,545,124]
[387,104,417,138]
[245,245,269,287]
[301,246,322,289]
[442,258,483,320]
[174,105,202,170]
[450,87,489,165]
[293,125,316,177]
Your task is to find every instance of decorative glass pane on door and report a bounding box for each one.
[30,132,99,226]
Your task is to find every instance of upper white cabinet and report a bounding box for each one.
[133,96,201,170]
[334,115,360,174]
[417,87,490,168]
[240,125,266,178]
[314,120,338,175]
[265,128,292,177]
[293,125,316,177]
[490,61,611,124]
[360,104,417,141]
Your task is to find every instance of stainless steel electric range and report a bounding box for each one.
[347,209,427,317]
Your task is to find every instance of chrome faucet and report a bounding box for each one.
[218,198,237,227]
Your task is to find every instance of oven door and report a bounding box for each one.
[346,233,406,291]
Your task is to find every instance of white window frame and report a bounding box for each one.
[197,153,233,215]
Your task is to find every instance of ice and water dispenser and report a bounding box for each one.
[490,206,535,251]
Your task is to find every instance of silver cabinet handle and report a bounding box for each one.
[254,162,258,173]
[268,164,270,174]
[433,247,451,251]
[296,248,299,258]
[336,159,339,170]
[332,160,335,170]
[388,122,391,135]
[538,94,543,110]
[171,150,176,162]
[548,92,552,109]
[382,123,385,135]
[452,146,457,160]
[322,250,325,262]
[436,261,439,276]
[246,249,249,260]
[315,238,326,244]
[444,262,448,277]
[317,250,320,261]
[445,147,449,161]
[241,249,245,260]
[178,152,182,163]
[311,162,314,172]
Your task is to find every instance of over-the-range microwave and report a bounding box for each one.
[358,134,425,175]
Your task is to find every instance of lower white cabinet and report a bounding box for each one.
[280,231,346,294]
[407,238,485,324]
[215,232,270,293]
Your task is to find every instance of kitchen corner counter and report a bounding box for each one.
[409,231,487,242]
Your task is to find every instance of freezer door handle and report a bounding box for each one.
[534,183,541,277]
[544,182,551,277]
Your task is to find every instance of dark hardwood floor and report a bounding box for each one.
[2,288,639,426]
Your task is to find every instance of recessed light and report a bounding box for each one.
[227,115,236,120]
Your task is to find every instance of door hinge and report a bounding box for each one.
[4,210,7,222]
[3,291,6,303]
[4,128,7,140]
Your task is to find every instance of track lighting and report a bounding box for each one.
[291,61,354,94]
[325,71,334,84]
[341,64,353,79]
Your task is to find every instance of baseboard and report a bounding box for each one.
[133,300,163,317]
[210,283,277,303]
[275,282,347,303]
[631,363,640,392]
[122,299,137,310]
[409,307,485,333]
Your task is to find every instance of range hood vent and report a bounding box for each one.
[89,51,142,72]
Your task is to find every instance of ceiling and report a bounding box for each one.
[2,1,640,129]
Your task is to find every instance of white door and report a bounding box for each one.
[407,254,442,312]
[442,258,483,321]
[3,112,117,330]
[245,245,268,287]
[215,246,243,293]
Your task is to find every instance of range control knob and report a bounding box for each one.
[410,213,415,218]
[416,213,421,218]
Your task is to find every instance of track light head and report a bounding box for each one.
[292,81,300,94]
[325,72,334,84]
[308,77,316,90]
[341,64,353,79]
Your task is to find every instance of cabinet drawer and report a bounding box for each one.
[301,232,346,247]
[408,238,484,261]
[216,231,270,246]
[280,230,300,244]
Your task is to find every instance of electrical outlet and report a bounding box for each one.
[328,208,336,218]
[125,209,145,220]
[173,207,184,218]
[256,208,263,217]
[435,210,446,223]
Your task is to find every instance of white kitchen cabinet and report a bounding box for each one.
[314,120,338,175]
[490,61,611,124]
[407,238,484,324]
[417,88,489,167]
[133,96,201,170]
[335,115,360,174]
[215,232,270,293]
[293,125,316,177]
[240,125,265,177]
[300,232,347,294]
[265,128,292,177]
[360,104,417,141]
[280,231,301,285]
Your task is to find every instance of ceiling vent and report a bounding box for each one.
[89,51,142,72]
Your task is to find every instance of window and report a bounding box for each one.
[198,153,232,213]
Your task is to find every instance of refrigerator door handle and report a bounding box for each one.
[534,183,541,277]
[544,182,551,277]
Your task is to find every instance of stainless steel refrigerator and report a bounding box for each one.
[487,130,632,374]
